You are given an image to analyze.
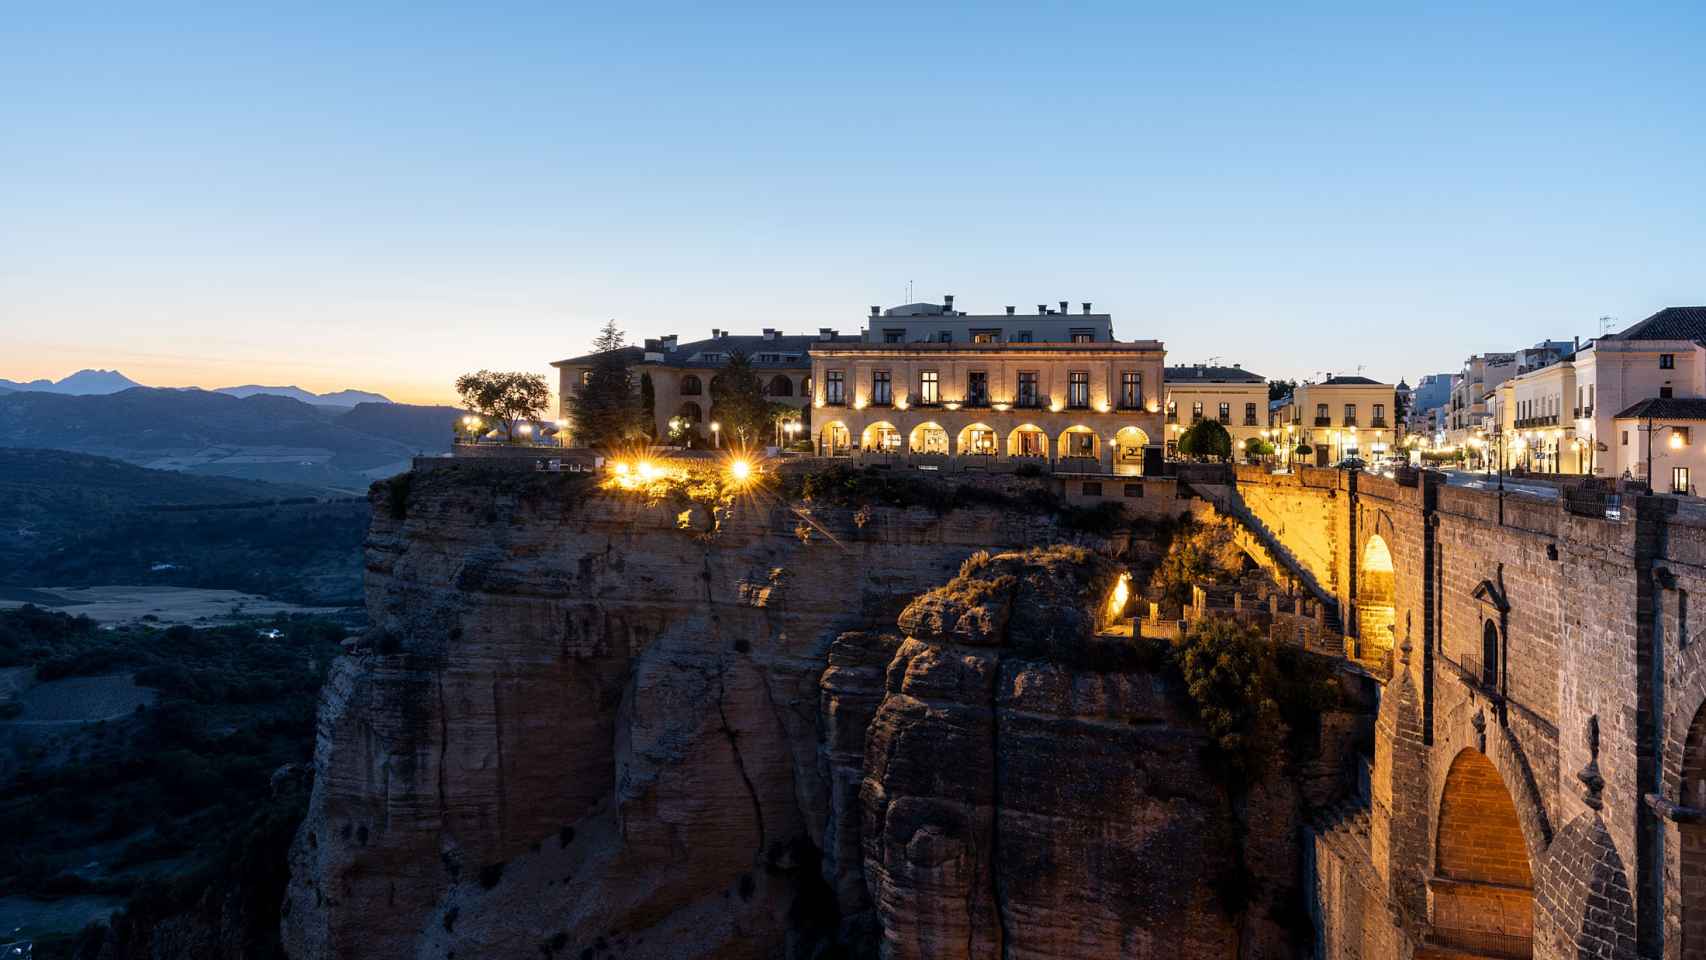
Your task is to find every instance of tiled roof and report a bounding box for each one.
[551,346,645,366]
[1164,365,1265,383]
[1612,397,1706,421]
[1322,375,1383,385]
[1605,307,1706,342]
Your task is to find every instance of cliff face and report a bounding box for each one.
[282,467,1079,959]
[284,467,1357,959]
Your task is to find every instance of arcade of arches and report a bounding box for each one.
[812,419,1151,473]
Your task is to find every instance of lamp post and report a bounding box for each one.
[710,421,721,449]
[1644,416,1687,492]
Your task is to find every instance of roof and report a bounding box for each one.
[1163,365,1265,384]
[553,332,857,369]
[1605,307,1706,342]
[1612,397,1706,421]
[1321,375,1384,386]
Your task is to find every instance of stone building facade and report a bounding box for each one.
[1270,376,1399,466]
[807,300,1165,474]
[1161,363,1269,458]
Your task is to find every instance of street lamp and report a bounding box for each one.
[710,421,721,449]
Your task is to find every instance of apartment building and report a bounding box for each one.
[1161,364,1269,458]
[1271,376,1398,466]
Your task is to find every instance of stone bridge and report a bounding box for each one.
[1209,465,1706,960]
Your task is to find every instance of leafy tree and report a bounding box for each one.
[565,320,648,449]
[1267,379,1298,402]
[1245,438,1276,460]
[455,370,550,442]
[1170,616,1280,781]
[708,352,770,448]
[1178,419,1233,460]
[639,372,657,438]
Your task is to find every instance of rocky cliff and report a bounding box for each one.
[282,464,1362,959]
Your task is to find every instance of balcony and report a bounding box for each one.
[1342,417,1358,428]
[1166,412,1179,423]
[1314,416,1332,426]
[824,397,847,408]
[1370,418,1387,428]
[1217,416,1231,425]
[1015,397,1045,410]
[963,396,991,409]
[1243,417,1259,426]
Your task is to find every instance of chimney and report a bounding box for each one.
[1082,302,1092,315]
[943,294,955,312]
[711,328,721,339]
[762,327,778,340]
[662,334,678,350]
[1005,305,1015,316]
[870,305,880,317]
[1059,300,1069,315]
[818,328,837,341]
[1037,304,1048,315]
[1233,362,1241,369]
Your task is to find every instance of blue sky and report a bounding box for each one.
[2,2,1702,402]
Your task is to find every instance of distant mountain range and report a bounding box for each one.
[0,387,463,493]
[0,369,394,408]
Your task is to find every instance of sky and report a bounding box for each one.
[2,3,1702,405]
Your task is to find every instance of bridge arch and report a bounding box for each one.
[1358,533,1396,660]
[1431,747,1535,955]
[1683,700,1706,958]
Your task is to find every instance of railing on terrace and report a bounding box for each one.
[1369,418,1387,428]
[1314,417,1332,426]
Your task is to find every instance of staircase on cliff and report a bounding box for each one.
[1187,478,1344,635]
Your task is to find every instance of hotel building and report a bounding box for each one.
[807,298,1166,475]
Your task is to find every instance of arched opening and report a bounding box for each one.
[767,375,794,397]
[1114,426,1150,476]
[957,423,998,457]
[1057,426,1099,461]
[678,401,704,423]
[910,422,949,455]
[1482,620,1500,689]
[1007,424,1048,458]
[1683,701,1706,958]
[861,421,901,453]
[1432,748,1534,956]
[1358,535,1395,660]
[681,374,703,396]
[819,422,850,457]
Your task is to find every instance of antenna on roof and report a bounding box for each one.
[1599,315,1616,335]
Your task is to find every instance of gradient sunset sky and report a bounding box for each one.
[2,3,1702,405]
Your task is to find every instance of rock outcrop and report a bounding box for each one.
[282,466,1087,959]
[283,466,1362,959]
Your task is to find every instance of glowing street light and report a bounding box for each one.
[710,421,721,448]
[728,457,753,483]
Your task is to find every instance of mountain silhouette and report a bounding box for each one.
[0,368,142,395]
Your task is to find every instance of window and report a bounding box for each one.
[1218,402,1231,424]
[871,370,892,405]
[1013,330,1033,343]
[1675,466,1692,495]
[938,330,952,343]
[1191,400,1204,422]
[1244,402,1258,425]
[967,371,989,405]
[971,329,1000,344]
[1068,371,1090,408]
[1481,621,1499,689]
[1343,403,1357,424]
[1069,432,1096,457]
[1120,372,1142,409]
[1070,329,1095,343]
[1017,371,1039,407]
[1082,481,1103,496]
[1662,354,1676,369]
[883,328,905,344]
[681,374,703,396]
[1662,386,1675,399]
[1166,399,1178,422]
[1124,482,1143,498]
[1374,403,1386,423]
[919,370,939,404]
[802,376,811,395]
[1676,427,1692,447]
[580,370,592,386]
[1621,429,1628,446]
[1316,403,1329,422]
[826,371,845,405]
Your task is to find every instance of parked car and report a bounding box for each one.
[1333,456,1368,471]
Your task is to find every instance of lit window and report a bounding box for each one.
[919,370,939,404]
[826,371,845,405]
[1068,372,1090,409]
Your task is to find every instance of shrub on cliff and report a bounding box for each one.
[1147,515,1246,609]
[1170,616,1280,781]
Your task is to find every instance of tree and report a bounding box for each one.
[639,372,657,439]
[565,320,648,449]
[708,352,770,448]
[1178,419,1233,461]
[1245,438,1276,460]
[1267,379,1298,403]
[454,371,550,442]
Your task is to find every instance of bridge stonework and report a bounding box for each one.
[1224,465,1706,959]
